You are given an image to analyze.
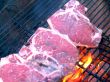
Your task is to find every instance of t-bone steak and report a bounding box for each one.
[47,0,102,48]
[0,27,79,82]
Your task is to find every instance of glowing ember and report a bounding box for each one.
[95,61,103,72]
[63,52,92,82]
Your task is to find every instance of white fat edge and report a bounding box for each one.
[0,54,16,67]
[0,78,3,82]
[0,57,10,67]
[0,54,26,67]
[51,29,77,48]
[14,54,26,63]
[91,27,102,41]
[85,7,88,11]
[96,27,103,34]
[91,26,103,35]
[47,19,54,29]
[38,27,77,48]
[31,33,37,45]
[91,33,102,42]
[32,67,45,76]
[77,10,90,21]
[47,69,62,77]
[75,0,80,5]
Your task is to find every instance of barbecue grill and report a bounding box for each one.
[0,0,110,82]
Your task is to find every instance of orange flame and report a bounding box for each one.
[63,52,92,82]
[80,53,92,68]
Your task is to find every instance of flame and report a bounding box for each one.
[81,53,92,68]
[63,52,92,82]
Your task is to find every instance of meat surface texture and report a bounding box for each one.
[0,27,79,82]
[47,0,102,48]
[26,28,78,74]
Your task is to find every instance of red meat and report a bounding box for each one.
[27,28,78,74]
[0,27,79,82]
[47,0,102,48]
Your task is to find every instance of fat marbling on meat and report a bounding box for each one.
[22,27,79,77]
[47,0,102,48]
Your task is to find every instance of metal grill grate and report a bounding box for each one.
[77,0,110,81]
[0,0,110,82]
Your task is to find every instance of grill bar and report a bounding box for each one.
[86,0,104,17]
[86,0,103,14]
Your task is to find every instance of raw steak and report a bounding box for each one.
[25,27,78,74]
[0,28,79,82]
[47,0,102,48]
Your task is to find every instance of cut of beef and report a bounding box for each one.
[25,27,78,75]
[47,0,102,48]
[0,27,79,82]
